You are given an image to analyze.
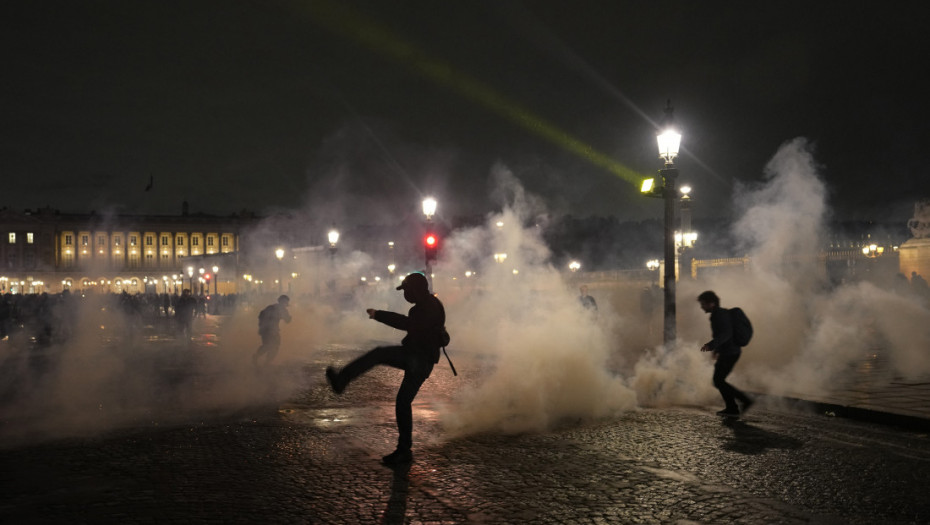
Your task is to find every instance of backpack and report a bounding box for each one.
[729,307,753,347]
[258,305,275,330]
[437,326,451,347]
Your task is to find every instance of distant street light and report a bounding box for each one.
[862,244,884,257]
[328,228,339,256]
[422,198,437,281]
[275,247,285,292]
[422,197,437,221]
[569,260,581,272]
[187,266,194,291]
[388,241,395,275]
[326,228,339,294]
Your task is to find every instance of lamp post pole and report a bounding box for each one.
[275,248,285,293]
[662,163,678,344]
[327,228,339,294]
[422,197,437,287]
[654,101,682,346]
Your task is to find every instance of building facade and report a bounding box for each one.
[0,207,258,295]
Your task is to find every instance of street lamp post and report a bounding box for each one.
[642,101,682,346]
[198,267,205,295]
[275,248,285,293]
[212,265,219,295]
[388,241,395,276]
[327,228,339,294]
[422,197,437,282]
[327,228,339,259]
[187,266,194,292]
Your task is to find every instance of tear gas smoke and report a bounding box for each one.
[437,164,639,435]
[675,138,930,399]
[3,138,927,447]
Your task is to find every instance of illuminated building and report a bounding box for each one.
[0,206,257,294]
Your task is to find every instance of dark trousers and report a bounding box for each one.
[713,353,751,410]
[338,346,434,451]
[255,331,281,361]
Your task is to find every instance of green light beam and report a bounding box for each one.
[301,0,645,186]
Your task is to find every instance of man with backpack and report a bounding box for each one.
[697,291,754,418]
[252,295,292,367]
[325,271,446,466]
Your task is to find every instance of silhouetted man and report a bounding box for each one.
[326,272,445,466]
[698,290,753,417]
[253,295,292,366]
[175,289,196,342]
[579,285,597,312]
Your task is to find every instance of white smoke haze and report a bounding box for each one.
[677,138,930,401]
[4,136,929,448]
[438,165,638,435]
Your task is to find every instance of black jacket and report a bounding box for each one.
[705,306,741,357]
[373,294,446,363]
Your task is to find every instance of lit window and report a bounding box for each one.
[146,236,153,246]
[207,237,214,246]
[65,234,73,245]
[82,235,88,246]
[162,237,169,246]
[177,237,184,246]
[222,236,229,246]
[27,233,34,244]
[98,236,105,246]
[8,233,15,244]
[192,238,199,246]
[130,236,137,246]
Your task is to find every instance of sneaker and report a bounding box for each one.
[325,367,345,395]
[382,449,413,465]
[716,408,740,417]
[740,398,755,414]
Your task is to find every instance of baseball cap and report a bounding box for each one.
[396,272,428,291]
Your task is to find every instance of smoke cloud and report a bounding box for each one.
[3,136,927,448]
[675,138,930,401]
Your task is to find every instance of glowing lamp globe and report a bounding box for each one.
[657,128,681,163]
[422,197,437,219]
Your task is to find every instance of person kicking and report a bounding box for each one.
[326,272,446,465]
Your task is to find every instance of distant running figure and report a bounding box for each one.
[253,295,291,366]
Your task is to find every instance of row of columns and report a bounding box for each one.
[58,230,236,271]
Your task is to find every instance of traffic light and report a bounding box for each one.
[424,232,439,262]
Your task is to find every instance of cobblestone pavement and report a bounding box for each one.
[772,352,930,427]
[2,340,930,525]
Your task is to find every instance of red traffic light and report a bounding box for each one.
[425,234,438,247]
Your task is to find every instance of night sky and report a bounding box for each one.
[3,0,928,225]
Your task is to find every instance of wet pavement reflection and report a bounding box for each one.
[2,314,930,524]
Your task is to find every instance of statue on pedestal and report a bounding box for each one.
[907,200,930,239]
